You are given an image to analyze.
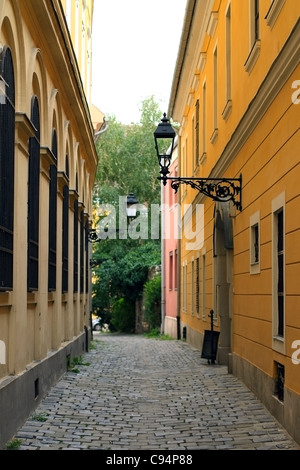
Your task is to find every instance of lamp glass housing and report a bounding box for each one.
[154,114,176,176]
[126,191,138,219]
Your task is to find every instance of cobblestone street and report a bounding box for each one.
[9,334,300,451]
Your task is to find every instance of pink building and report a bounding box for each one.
[161,138,179,338]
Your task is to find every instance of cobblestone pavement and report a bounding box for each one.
[8,333,300,451]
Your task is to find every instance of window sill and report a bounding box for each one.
[244,40,261,73]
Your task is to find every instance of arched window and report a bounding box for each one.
[0,46,15,291]
[48,129,57,291]
[62,155,69,293]
[27,96,40,291]
[80,201,84,294]
[73,173,78,293]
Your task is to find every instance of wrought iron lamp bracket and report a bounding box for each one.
[159,174,242,211]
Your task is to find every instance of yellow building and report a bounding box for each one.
[168,0,300,444]
[0,0,98,447]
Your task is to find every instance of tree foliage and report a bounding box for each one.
[91,96,163,330]
[144,274,162,330]
[111,298,135,333]
[93,95,163,206]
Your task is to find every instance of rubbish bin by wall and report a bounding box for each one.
[201,330,220,364]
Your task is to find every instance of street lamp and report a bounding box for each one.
[126,191,138,221]
[87,191,139,242]
[154,113,242,211]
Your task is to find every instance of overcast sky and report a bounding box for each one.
[91,0,187,124]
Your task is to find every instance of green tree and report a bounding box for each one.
[111,298,135,333]
[144,274,162,330]
[91,97,163,331]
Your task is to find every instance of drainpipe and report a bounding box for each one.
[176,135,181,340]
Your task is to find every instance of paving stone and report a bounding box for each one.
[5,333,300,451]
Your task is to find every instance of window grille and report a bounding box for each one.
[0,46,15,291]
[27,96,40,291]
[62,183,69,293]
[80,209,84,293]
[85,219,89,292]
[195,100,199,166]
[274,362,284,401]
[277,209,284,336]
[48,130,57,291]
[73,198,78,293]
[196,257,200,314]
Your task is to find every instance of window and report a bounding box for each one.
[253,225,259,262]
[222,3,232,120]
[202,253,206,319]
[192,116,195,172]
[191,259,195,315]
[225,4,232,101]
[245,0,261,72]
[265,0,286,29]
[169,252,173,290]
[85,218,89,293]
[196,257,200,315]
[250,211,260,274]
[73,185,79,294]
[80,208,84,293]
[254,0,260,42]
[276,208,284,337]
[0,46,15,291]
[195,100,199,168]
[272,194,285,346]
[27,96,40,291]
[274,362,284,402]
[48,130,58,291]
[174,249,178,290]
[62,156,69,293]
[182,263,187,311]
[201,81,207,162]
[182,138,187,178]
[210,46,218,143]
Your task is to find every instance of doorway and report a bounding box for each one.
[213,202,233,366]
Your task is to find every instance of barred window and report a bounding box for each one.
[195,100,199,167]
[196,257,200,314]
[73,174,79,293]
[80,208,84,293]
[276,208,284,337]
[62,155,69,293]
[27,96,40,291]
[0,46,15,291]
[48,130,57,291]
[85,218,89,293]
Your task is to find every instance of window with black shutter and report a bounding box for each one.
[277,209,284,337]
[48,130,57,291]
[62,155,69,293]
[80,209,84,293]
[73,197,78,293]
[0,46,15,291]
[27,96,40,291]
[195,99,199,167]
[85,219,89,293]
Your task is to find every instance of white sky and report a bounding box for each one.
[91,0,187,124]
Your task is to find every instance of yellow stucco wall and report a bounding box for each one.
[169,0,300,428]
[0,0,96,388]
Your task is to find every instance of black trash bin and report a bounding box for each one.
[201,309,219,364]
[201,330,220,364]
